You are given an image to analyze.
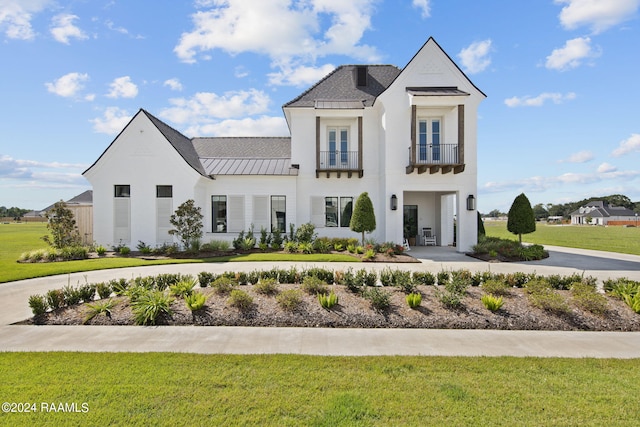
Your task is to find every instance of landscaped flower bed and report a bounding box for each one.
[22,268,640,331]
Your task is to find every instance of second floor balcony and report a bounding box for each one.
[406,144,465,174]
[317,150,363,178]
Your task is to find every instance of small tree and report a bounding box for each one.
[507,193,536,244]
[477,211,485,238]
[349,192,376,245]
[42,201,81,249]
[169,199,203,250]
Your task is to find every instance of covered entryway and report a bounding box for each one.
[402,191,455,247]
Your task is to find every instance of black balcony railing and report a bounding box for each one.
[318,151,360,170]
[409,144,459,165]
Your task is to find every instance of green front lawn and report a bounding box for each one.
[0,353,638,426]
[484,220,640,255]
[0,223,359,283]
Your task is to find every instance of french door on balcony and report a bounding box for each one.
[328,127,349,167]
[418,118,440,162]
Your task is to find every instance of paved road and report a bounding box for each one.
[1,246,640,358]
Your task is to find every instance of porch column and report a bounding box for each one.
[410,105,416,164]
[315,116,320,178]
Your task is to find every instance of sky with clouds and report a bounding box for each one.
[0,0,639,212]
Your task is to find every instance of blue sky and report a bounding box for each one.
[1,0,639,213]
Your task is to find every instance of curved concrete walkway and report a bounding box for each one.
[2,246,640,358]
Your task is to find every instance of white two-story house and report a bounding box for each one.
[83,37,485,252]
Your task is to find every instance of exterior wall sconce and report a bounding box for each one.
[466,194,476,211]
[390,194,398,210]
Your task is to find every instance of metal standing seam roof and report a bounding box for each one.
[200,158,297,176]
[406,87,470,96]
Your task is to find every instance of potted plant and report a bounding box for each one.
[404,217,418,246]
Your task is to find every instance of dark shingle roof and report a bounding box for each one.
[284,65,402,108]
[67,190,93,204]
[193,137,291,158]
[143,110,207,176]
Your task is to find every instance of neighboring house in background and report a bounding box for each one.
[83,37,485,252]
[570,201,637,226]
[43,190,94,244]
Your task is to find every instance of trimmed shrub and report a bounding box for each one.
[96,282,113,299]
[78,284,96,303]
[301,276,329,295]
[525,279,569,314]
[211,277,237,295]
[412,271,436,286]
[62,285,83,306]
[481,280,511,296]
[28,294,48,316]
[227,289,253,311]
[197,271,216,288]
[364,287,391,311]
[276,289,304,312]
[254,278,279,295]
[46,289,65,310]
[571,282,608,316]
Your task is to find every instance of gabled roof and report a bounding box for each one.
[570,200,637,218]
[143,110,207,176]
[283,64,402,108]
[66,189,93,204]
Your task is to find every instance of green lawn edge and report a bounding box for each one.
[1,353,638,426]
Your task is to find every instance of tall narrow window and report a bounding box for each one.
[114,185,130,244]
[340,129,348,165]
[328,129,337,166]
[271,196,286,233]
[156,186,173,244]
[432,119,441,161]
[340,197,353,227]
[325,197,338,227]
[418,121,427,161]
[212,195,227,233]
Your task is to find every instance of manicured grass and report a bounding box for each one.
[0,353,638,426]
[484,220,640,256]
[0,223,359,283]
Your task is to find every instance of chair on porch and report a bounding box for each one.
[422,227,437,246]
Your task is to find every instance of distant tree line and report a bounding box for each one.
[483,194,640,220]
[0,206,31,219]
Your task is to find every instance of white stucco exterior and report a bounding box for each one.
[83,37,485,252]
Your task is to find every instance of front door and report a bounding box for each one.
[403,205,418,242]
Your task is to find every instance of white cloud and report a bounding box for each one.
[163,78,183,91]
[50,13,87,44]
[45,72,90,98]
[597,162,617,173]
[504,92,576,107]
[160,89,271,124]
[0,154,87,183]
[106,76,138,99]
[555,0,640,34]
[268,63,335,86]
[0,0,51,40]
[562,150,594,163]
[481,168,640,194]
[234,66,249,78]
[90,107,132,134]
[457,39,492,74]
[174,0,379,85]
[412,0,431,18]
[612,133,640,157]
[545,37,600,71]
[186,116,289,137]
